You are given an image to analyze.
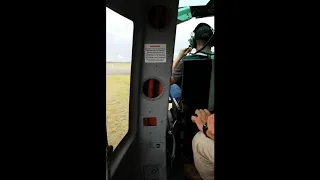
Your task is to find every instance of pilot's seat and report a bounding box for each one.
[167,53,214,177]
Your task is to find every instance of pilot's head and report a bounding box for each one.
[189,23,214,51]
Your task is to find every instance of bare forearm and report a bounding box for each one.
[207,131,214,140]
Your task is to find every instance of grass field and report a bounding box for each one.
[106,75,130,148]
[106,62,131,70]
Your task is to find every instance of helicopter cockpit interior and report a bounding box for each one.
[106,0,214,179]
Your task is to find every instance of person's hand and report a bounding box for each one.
[191,109,211,132]
[207,114,214,137]
[177,47,192,59]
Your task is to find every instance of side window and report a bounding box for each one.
[106,7,133,149]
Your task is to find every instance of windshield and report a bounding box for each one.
[178,0,209,7]
[174,16,214,59]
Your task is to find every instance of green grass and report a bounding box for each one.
[106,62,131,70]
[106,75,130,148]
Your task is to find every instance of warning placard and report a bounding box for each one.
[145,44,166,63]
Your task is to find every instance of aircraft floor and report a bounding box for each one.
[168,172,201,180]
[167,175,186,180]
[167,169,186,180]
[167,163,202,180]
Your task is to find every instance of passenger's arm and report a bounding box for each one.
[170,76,175,85]
[206,114,214,140]
[192,109,214,140]
[172,56,183,72]
[172,48,191,72]
[170,58,181,84]
[171,48,191,85]
[171,61,183,85]
[170,54,184,84]
[206,131,214,140]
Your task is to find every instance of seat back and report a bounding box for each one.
[208,55,214,112]
[180,55,213,110]
[177,54,213,162]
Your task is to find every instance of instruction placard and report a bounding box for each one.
[145,44,166,63]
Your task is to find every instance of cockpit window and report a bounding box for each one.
[174,16,214,59]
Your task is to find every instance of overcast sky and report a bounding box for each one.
[106,1,214,62]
